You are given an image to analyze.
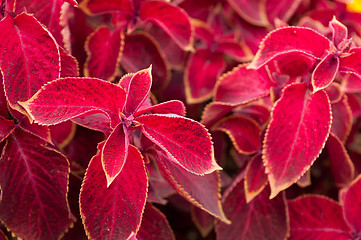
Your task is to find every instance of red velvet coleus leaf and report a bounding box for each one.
[263,83,332,198]
[136,203,175,240]
[156,151,229,223]
[185,49,226,104]
[244,153,268,203]
[80,143,148,240]
[312,53,340,92]
[227,0,268,26]
[14,0,66,47]
[331,95,353,143]
[20,77,127,128]
[215,176,289,240]
[59,47,79,78]
[326,132,354,187]
[0,116,14,143]
[0,13,60,110]
[191,206,214,238]
[288,195,352,239]
[137,113,221,175]
[340,174,361,234]
[212,115,261,155]
[49,120,76,148]
[84,26,124,81]
[121,32,170,92]
[0,128,73,240]
[248,27,331,70]
[139,0,193,51]
[340,48,361,77]
[214,64,272,104]
[101,123,129,187]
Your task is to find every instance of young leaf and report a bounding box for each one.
[136,204,175,240]
[288,195,351,239]
[0,13,60,110]
[101,123,129,187]
[80,144,148,240]
[137,113,221,175]
[248,27,331,69]
[312,53,340,92]
[263,83,332,198]
[20,77,126,128]
[330,16,348,48]
[244,153,268,203]
[215,178,288,240]
[140,0,193,51]
[84,26,124,81]
[0,128,73,240]
[156,152,229,223]
[214,65,272,104]
[212,116,261,155]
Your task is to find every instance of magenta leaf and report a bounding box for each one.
[215,177,288,240]
[121,33,170,92]
[330,16,348,48]
[101,123,129,187]
[288,195,351,239]
[140,0,193,51]
[227,0,268,26]
[326,132,354,187]
[0,116,14,143]
[135,100,186,117]
[340,174,361,234]
[331,95,353,143]
[20,77,126,128]
[156,151,229,223]
[201,102,239,128]
[125,66,152,116]
[212,116,261,155]
[216,39,253,62]
[0,13,60,110]
[137,203,175,240]
[244,153,268,203]
[137,113,221,175]
[59,47,79,78]
[79,0,134,15]
[312,53,340,92]
[185,49,226,103]
[84,26,124,81]
[248,27,331,70]
[80,143,148,240]
[214,65,272,104]
[49,120,75,148]
[0,128,73,240]
[191,207,214,238]
[263,83,332,198]
[340,48,361,77]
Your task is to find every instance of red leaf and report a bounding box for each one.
[0,230,7,240]
[227,0,268,26]
[340,48,361,77]
[331,95,353,143]
[263,83,332,198]
[266,0,302,24]
[312,54,340,92]
[65,0,78,6]
[121,33,170,92]
[20,77,126,128]
[212,116,261,155]
[201,102,239,128]
[325,82,342,103]
[79,0,134,15]
[191,206,214,238]
[125,66,152,116]
[216,39,253,62]
[0,13,60,110]
[248,27,331,70]
[140,0,193,51]
[156,152,229,223]
[215,177,288,240]
[0,116,14,143]
[137,204,175,240]
[49,120,76,148]
[80,144,148,240]
[0,128,73,240]
[0,73,8,118]
[340,174,361,234]
[185,49,226,104]
[214,64,272,104]
[244,153,268,203]
[60,47,79,77]
[101,123,129,187]
[135,100,186,117]
[330,17,348,48]
[137,113,221,175]
[84,26,124,81]
[327,132,354,187]
[288,195,351,239]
